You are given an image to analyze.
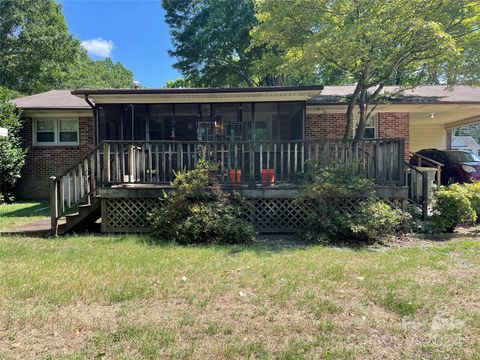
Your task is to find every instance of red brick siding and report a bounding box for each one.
[305,113,347,140]
[378,112,409,158]
[305,111,409,157]
[17,117,95,199]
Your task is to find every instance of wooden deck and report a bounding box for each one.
[49,139,411,234]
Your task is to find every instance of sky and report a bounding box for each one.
[60,0,181,88]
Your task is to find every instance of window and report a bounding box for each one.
[364,114,378,139]
[352,113,378,139]
[34,118,79,146]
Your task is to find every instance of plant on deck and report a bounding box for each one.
[296,164,411,243]
[149,160,255,244]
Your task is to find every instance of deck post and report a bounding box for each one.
[50,176,58,236]
[249,141,255,188]
[398,139,406,186]
[422,172,429,220]
[103,142,110,186]
[101,198,107,233]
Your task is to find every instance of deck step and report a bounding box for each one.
[62,197,101,234]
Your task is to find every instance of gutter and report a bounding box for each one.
[71,85,325,96]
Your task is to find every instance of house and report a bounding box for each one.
[451,136,480,156]
[12,85,480,234]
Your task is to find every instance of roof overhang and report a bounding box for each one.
[71,86,324,104]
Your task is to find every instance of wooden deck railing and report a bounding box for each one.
[49,138,405,234]
[101,139,405,186]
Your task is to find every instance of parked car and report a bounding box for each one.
[410,148,480,185]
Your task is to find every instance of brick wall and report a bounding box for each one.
[378,112,409,158]
[305,113,347,140]
[17,117,95,199]
[305,111,409,157]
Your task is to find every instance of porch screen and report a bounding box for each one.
[149,105,173,140]
[97,101,305,142]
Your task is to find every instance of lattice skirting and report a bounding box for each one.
[102,197,405,234]
[103,198,164,232]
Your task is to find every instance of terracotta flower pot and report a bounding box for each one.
[261,169,275,186]
[229,169,242,184]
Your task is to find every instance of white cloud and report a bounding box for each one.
[81,38,114,58]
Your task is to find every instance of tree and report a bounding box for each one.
[0,0,133,94]
[253,0,480,140]
[165,77,199,88]
[0,87,26,202]
[0,0,80,94]
[163,0,264,87]
[163,0,299,87]
[62,54,134,89]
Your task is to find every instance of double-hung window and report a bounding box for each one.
[352,113,378,139]
[363,114,378,139]
[34,118,79,146]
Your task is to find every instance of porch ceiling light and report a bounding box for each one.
[429,113,436,118]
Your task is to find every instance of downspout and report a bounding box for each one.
[84,95,98,145]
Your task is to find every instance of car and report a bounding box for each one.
[410,148,480,185]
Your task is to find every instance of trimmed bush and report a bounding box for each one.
[465,181,480,223]
[149,160,255,244]
[297,164,411,243]
[432,184,477,233]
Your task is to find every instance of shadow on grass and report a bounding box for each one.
[0,202,49,218]
[138,233,381,254]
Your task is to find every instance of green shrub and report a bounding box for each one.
[299,162,375,199]
[432,184,476,233]
[349,200,411,241]
[465,181,480,223]
[149,160,255,244]
[297,164,411,243]
[0,87,26,202]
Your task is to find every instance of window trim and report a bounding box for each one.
[352,113,379,139]
[363,113,378,139]
[33,118,79,146]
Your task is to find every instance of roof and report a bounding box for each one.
[452,136,480,150]
[13,90,90,110]
[11,85,480,109]
[71,85,325,104]
[310,85,480,105]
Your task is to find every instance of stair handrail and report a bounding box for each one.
[50,143,103,235]
[404,162,431,219]
[409,151,444,187]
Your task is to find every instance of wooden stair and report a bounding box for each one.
[50,144,104,236]
[58,196,101,235]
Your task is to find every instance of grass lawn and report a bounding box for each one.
[1,203,480,359]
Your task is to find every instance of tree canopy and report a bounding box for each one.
[163,0,266,87]
[162,0,334,87]
[0,0,133,94]
[253,0,480,139]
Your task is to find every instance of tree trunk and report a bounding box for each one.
[343,82,362,141]
[354,88,368,141]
